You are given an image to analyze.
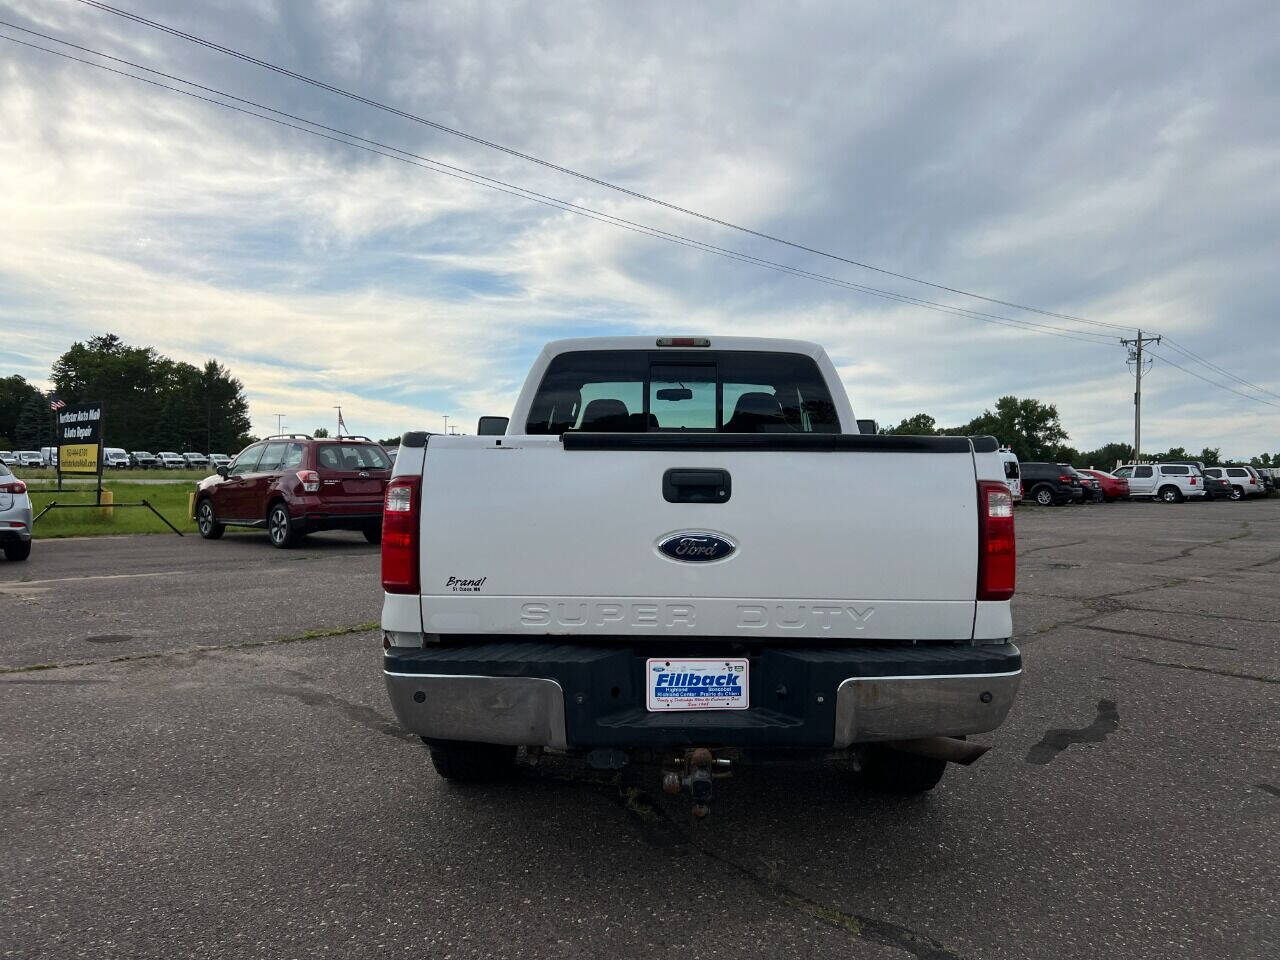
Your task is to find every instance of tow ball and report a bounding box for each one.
[661,747,732,818]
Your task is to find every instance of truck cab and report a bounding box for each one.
[381,337,1020,805]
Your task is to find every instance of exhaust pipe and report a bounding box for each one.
[885,737,990,766]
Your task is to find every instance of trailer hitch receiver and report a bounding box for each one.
[661,747,730,818]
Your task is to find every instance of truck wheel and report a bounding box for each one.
[1033,486,1054,506]
[3,540,32,562]
[267,503,300,548]
[196,499,224,539]
[1158,485,1183,503]
[857,745,947,794]
[426,739,516,783]
[363,525,382,544]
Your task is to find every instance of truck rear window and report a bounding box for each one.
[525,350,840,435]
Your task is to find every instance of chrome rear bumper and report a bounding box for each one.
[385,661,1021,750]
[384,672,568,749]
[832,670,1022,747]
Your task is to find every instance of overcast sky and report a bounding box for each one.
[2,0,1277,455]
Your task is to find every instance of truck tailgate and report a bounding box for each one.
[417,435,981,640]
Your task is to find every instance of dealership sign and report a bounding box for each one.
[57,401,105,476]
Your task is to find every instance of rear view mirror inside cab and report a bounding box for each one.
[655,388,693,401]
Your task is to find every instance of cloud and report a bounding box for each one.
[0,0,1276,456]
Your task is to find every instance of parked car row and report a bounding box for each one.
[0,451,48,468]
[0,448,227,470]
[1002,451,1271,506]
[119,450,219,470]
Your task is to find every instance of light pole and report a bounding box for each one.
[442,415,449,435]
[274,413,285,435]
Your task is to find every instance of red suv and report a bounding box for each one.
[194,435,391,548]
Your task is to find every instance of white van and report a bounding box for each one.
[39,447,58,468]
[998,448,1022,502]
[103,448,130,469]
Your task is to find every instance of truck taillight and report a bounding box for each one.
[0,480,26,494]
[381,477,420,594]
[296,470,320,493]
[978,480,1015,601]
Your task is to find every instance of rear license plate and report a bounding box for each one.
[646,658,749,712]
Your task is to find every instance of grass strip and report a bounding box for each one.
[27,481,199,538]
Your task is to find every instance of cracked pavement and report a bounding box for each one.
[2,502,1278,959]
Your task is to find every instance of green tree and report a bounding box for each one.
[312,427,330,438]
[49,335,251,452]
[1074,441,1134,470]
[0,375,43,447]
[958,396,1068,461]
[14,393,54,448]
[880,413,938,435]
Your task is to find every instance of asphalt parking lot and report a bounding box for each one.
[2,503,1278,960]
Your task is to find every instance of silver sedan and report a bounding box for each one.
[0,463,33,562]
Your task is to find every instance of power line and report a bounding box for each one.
[1159,336,1280,402]
[0,26,1121,349]
[74,0,1136,336]
[1146,348,1280,409]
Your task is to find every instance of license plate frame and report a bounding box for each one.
[645,658,749,712]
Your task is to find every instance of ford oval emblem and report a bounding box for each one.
[657,531,737,563]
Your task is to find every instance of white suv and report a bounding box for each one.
[1114,463,1206,502]
[1204,466,1263,500]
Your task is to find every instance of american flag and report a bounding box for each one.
[49,395,66,412]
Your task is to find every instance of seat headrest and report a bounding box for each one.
[579,398,631,431]
[725,391,788,432]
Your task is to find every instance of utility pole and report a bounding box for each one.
[1121,329,1161,461]
[442,415,449,435]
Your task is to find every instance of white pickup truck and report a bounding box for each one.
[381,336,1020,808]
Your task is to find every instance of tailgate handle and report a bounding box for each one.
[663,468,731,504]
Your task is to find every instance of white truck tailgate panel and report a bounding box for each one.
[418,437,979,640]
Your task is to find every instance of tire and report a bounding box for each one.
[1158,485,1183,503]
[363,525,382,544]
[1033,486,1054,506]
[3,539,32,562]
[267,502,300,549]
[195,498,225,539]
[857,745,947,794]
[1229,485,1244,501]
[426,739,516,783]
